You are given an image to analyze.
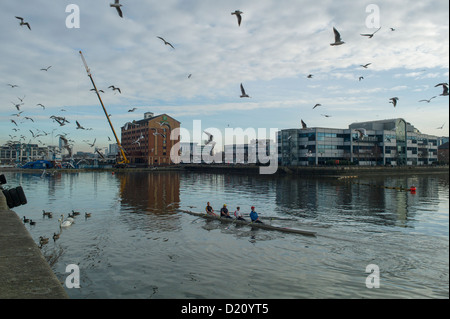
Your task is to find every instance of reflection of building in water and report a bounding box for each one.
[119,172,180,213]
[272,175,441,227]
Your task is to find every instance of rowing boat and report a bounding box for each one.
[177,209,317,237]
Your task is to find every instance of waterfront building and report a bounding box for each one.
[108,143,119,156]
[277,118,439,166]
[223,139,276,164]
[438,142,449,164]
[120,112,180,166]
[0,143,56,165]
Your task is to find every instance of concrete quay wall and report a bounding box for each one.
[0,193,68,298]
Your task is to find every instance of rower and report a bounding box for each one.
[250,206,263,223]
[234,206,246,221]
[220,204,232,218]
[205,202,216,216]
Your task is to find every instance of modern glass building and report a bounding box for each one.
[277,118,439,166]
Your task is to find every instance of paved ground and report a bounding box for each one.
[0,192,68,298]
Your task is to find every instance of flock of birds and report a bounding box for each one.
[299,26,449,129]
[6,2,449,156]
[23,209,91,248]
[109,2,449,131]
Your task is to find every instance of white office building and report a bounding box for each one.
[278,118,439,166]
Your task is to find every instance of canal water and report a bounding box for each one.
[4,170,449,299]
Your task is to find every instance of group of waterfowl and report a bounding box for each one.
[22,209,92,248]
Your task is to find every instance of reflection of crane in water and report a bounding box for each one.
[79,51,129,167]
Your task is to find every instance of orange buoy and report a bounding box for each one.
[409,186,416,193]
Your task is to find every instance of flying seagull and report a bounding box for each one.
[330,27,345,46]
[360,63,371,68]
[359,76,364,81]
[40,66,52,71]
[203,131,216,156]
[313,103,321,109]
[76,120,85,130]
[240,83,250,98]
[389,97,399,107]
[418,96,437,103]
[95,149,105,159]
[128,107,137,112]
[307,74,313,78]
[85,138,96,148]
[15,16,31,30]
[301,119,307,129]
[157,36,175,49]
[37,103,45,109]
[10,119,18,126]
[390,28,396,31]
[436,123,445,129]
[11,102,23,111]
[90,88,105,93]
[108,85,121,93]
[321,114,332,117]
[231,10,243,26]
[354,128,367,140]
[435,83,449,96]
[110,0,123,18]
[360,27,381,38]
[151,128,166,138]
[7,84,19,88]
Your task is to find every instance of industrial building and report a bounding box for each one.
[120,112,180,166]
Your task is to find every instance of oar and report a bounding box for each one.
[191,210,217,223]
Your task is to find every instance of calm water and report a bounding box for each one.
[4,170,449,299]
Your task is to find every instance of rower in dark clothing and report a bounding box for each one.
[220,204,232,218]
[205,202,216,216]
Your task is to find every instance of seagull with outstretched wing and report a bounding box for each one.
[330,27,345,46]
[110,0,123,17]
[240,83,250,98]
[157,36,175,49]
[360,27,381,38]
[231,10,243,26]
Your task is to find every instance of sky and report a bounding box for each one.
[1,0,448,154]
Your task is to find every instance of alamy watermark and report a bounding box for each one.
[65,4,80,29]
[170,120,279,175]
[365,264,380,289]
[65,264,80,288]
[365,4,381,29]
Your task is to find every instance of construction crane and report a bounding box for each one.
[79,51,129,167]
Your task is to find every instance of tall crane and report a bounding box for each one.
[79,51,129,167]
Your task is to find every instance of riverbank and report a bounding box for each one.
[181,164,449,176]
[0,194,68,298]
[1,164,448,176]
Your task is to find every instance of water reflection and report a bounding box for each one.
[118,171,180,212]
[2,170,448,298]
[116,171,181,233]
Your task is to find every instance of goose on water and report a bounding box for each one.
[53,232,60,241]
[39,236,49,246]
[42,210,53,218]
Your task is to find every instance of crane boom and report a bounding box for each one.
[79,51,129,166]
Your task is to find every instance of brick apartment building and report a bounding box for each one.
[121,112,180,166]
